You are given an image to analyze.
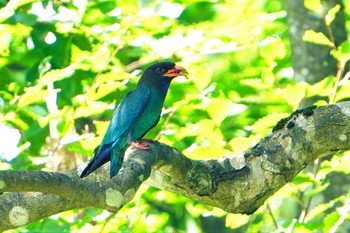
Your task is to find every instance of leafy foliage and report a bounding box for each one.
[0,0,350,232]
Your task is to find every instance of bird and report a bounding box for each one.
[80,62,188,178]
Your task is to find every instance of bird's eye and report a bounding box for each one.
[155,68,164,73]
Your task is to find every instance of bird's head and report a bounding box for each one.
[140,62,188,84]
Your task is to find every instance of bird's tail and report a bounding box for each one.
[80,145,126,178]
[80,144,112,178]
[110,147,126,178]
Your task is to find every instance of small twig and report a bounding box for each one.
[329,61,345,104]
[266,202,279,229]
[99,212,116,233]
[298,158,320,223]
[320,4,345,104]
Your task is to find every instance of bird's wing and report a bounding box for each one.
[98,83,151,154]
[80,84,151,177]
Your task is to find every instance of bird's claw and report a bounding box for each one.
[131,141,149,150]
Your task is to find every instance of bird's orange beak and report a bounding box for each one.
[164,65,188,78]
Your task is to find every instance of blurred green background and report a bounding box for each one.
[1,0,350,232]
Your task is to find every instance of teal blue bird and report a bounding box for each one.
[80,62,187,178]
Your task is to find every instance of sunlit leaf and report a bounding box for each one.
[74,102,111,118]
[327,152,350,174]
[251,112,290,134]
[334,82,350,102]
[206,98,233,125]
[0,36,10,56]
[89,47,111,71]
[281,83,308,107]
[305,202,333,222]
[306,76,335,98]
[271,183,294,198]
[71,44,91,63]
[38,67,75,85]
[325,5,341,26]
[228,135,261,155]
[88,81,127,101]
[293,173,320,185]
[226,213,250,229]
[303,183,328,200]
[38,56,52,77]
[18,89,54,108]
[183,139,229,159]
[190,63,212,90]
[331,40,350,64]
[4,112,29,130]
[292,173,320,192]
[304,0,323,15]
[94,70,131,83]
[178,119,224,143]
[37,106,72,128]
[240,78,263,88]
[293,222,318,233]
[323,211,341,233]
[0,0,37,23]
[303,30,333,47]
[259,36,286,65]
[92,119,107,132]
[185,202,208,218]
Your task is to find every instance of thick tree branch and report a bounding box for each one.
[0,148,156,230]
[1,102,350,230]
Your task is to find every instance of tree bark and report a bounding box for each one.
[1,102,350,230]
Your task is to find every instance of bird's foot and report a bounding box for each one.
[130,141,149,150]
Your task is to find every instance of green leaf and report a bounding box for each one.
[37,106,72,128]
[73,101,111,118]
[0,36,10,56]
[181,119,224,142]
[334,81,350,102]
[293,221,320,233]
[325,5,341,26]
[38,67,75,85]
[38,56,52,77]
[304,0,323,15]
[259,36,286,64]
[329,151,350,174]
[331,40,350,64]
[18,64,76,107]
[190,63,212,90]
[183,141,231,159]
[251,113,290,134]
[305,202,333,222]
[306,76,335,98]
[293,173,320,185]
[292,173,320,192]
[179,1,216,24]
[88,81,127,101]
[226,213,250,229]
[206,98,233,125]
[94,70,131,83]
[0,0,37,23]
[229,135,261,155]
[18,89,56,108]
[89,47,111,71]
[281,83,308,107]
[323,211,341,233]
[93,120,110,137]
[303,183,328,200]
[303,30,333,47]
